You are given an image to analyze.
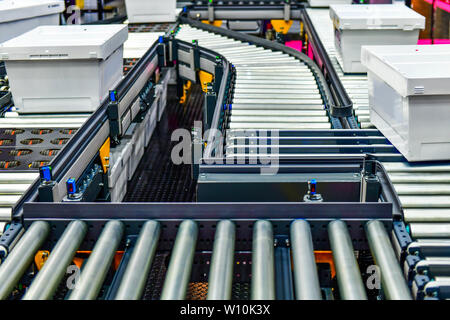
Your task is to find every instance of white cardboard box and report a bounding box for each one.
[0,25,128,113]
[361,44,450,162]
[308,0,352,8]
[330,4,425,73]
[124,0,178,23]
[0,0,64,44]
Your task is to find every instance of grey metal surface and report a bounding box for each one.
[68,220,124,300]
[115,220,160,300]
[251,220,275,300]
[328,220,367,300]
[160,220,198,300]
[0,221,50,299]
[23,220,87,300]
[365,220,412,300]
[207,220,235,300]
[290,219,322,300]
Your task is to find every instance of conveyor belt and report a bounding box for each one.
[307,8,450,298]
[0,217,412,300]
[307,8,373,129]
[175,24,332,132]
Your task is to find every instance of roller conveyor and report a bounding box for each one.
[0,3,447,302]
[175,24,332,132]
[0,208,409,300]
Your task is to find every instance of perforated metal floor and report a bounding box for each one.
[124,84,204,202]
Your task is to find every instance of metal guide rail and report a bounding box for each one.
[306,8,450,299]
[306,8,372,129]
[0,202,413,300]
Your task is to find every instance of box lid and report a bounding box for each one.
[329,4,425,31]
[0,25,128,60]
[361,45,450,97]
[0,0,64,23]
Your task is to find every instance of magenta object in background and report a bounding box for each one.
[435,0,450,12]
[307,44,314,59]
[285,40,302,51]
[418,39,450,44]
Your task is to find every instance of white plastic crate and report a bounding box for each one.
[0,0,64,44]
[123,32,164,59]
[361,44,450,162]
[0,25,128,114]
[308,0,352,8]
[330,4,425,73]
[124,0,178,23]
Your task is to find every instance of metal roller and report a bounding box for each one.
[115,220,160,300]
[394,184,450,195]
[23,220,87,300]
[207,220,235,300]
[230,103,324,110]
[231,99,323,105]
[407,239,450,257]
[160,220,198,300]
[232,93,321,99]
[234,84,318,90]
[389,173,450,183]
[0,172,39,183]
[328,220,367,300]
[404,209,450,223]
[409,223,450,238]
[365,220,412,300]
[0,221,50,300]
[290,219,322,300]
[400,196,450,208]
[230,110,327,116]
[68,220,124,300]
[251,220,275,300]
[228,122,331,129]
[229,116,329,123]
[383,162,450,172]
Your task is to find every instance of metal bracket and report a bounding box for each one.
[208,2,214,23]
[283,2,291,22]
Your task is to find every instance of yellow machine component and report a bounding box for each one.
[34,251,50,271]
[75,0,84,9]
[199,71,214,93]
[99,137,110,173]
[314,251,336,279]
[179,80,192,104]
[271,20,294,34]
[201,20,223,27]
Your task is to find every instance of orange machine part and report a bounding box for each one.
[314,251,336,279]
[35,251,124,271]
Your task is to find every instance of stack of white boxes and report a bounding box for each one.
[362,45,450,162]
[330,4,425,73]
